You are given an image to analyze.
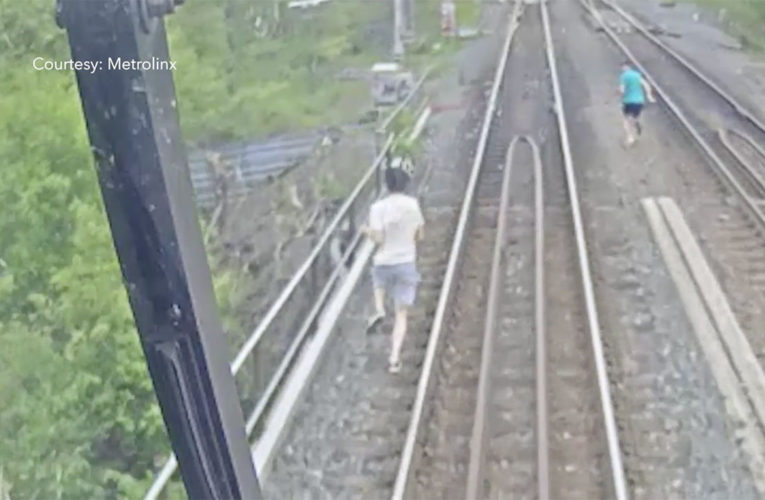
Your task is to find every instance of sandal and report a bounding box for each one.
[388,359,402,374]
[366,312,384,333]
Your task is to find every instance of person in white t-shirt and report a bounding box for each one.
[361,159,424,373]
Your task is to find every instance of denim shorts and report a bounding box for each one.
[371,262,420,307]
[622,103,643,118]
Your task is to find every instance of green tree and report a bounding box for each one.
[0,0,394,495]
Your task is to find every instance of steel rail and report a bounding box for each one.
[464,138,516,500]
[391,2,525,498]
[724,129,765,167]
[540,1,629,500]
[719,129,765,199]
[578,0,765,231]
[603,0,765,134]
[530,136,548,500]
[464,136,546,500]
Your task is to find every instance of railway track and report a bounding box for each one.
[259,107,479,498]
[259,4,511,498]
[600,1,765,210]
[262,206,457,498]
[465,135,609,500]
[87,0,765,498]
[394,1,627,499]
[574,1,765,496]
[583,0,765,398]
[582,0,765,223]
[264,1,765,498]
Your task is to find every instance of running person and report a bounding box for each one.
[620,62,655,147]
[361,158,424,374]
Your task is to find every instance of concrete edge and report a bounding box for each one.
[251,239,375,482]
[252,92,433,483]
[641,197,765,496]
[657,197,765,432]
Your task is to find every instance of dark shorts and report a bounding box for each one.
[371,262,420,307]
[622,103,643,118]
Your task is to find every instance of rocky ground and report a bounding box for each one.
[619,0,765,116]
[554,0,762,496]
[261,2,510,497]
[231,0,765,497]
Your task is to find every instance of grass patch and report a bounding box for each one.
[166,0,464,142]
[457,0,481,28]
[682,0,765,51]
[167,0,389,142]
[403,0,475,70]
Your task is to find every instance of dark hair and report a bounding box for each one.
[384,167,410,193]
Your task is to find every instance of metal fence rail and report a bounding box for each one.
[188,134,320,208]
[145,134,391,500]
[187,65,432,210]
[145,67,430,499]
[378,67,432,133]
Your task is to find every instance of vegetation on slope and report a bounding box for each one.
[0,0,393,497]
[0,0,461,493]
[684,0,765,50]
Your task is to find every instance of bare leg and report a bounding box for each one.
[389,305,408,367]
[374,288,386,317]
[367,288,386,332]
[630,116,642,139]
[622,116,635,146]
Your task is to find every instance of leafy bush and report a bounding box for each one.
[0,0,387,496]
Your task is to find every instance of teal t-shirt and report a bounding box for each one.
[620,69,645,104]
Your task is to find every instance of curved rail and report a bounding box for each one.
[578,0,765,231]
[541,0,629,499]
[719,129,765,199]
[390,2,525,498]
[602,0,765,134]
[531,137,548,500]
[464,136,546,500]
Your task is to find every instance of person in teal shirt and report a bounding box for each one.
[620,62,655,147]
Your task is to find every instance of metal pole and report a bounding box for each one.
[404,0,415,39]
[57,1,262,498]
[393,0,405,58]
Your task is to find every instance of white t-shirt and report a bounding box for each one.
[368,193,424,266]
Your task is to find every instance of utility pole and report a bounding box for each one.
[393,0,405,58]
[56,0,262,498]
[403,0,415,39]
